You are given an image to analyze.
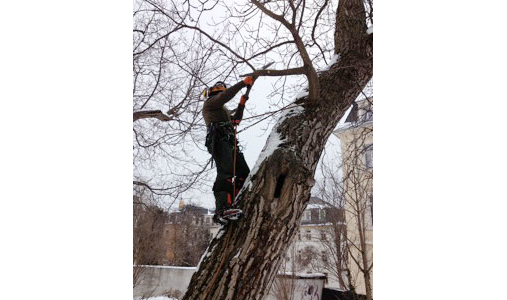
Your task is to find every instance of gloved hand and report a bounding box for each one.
[240,95,249,105]
[243,76,254,86]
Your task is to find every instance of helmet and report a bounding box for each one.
[202,81,227,99]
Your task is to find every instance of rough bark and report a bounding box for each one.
[183,1,372,299]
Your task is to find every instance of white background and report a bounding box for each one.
[1,1,507,299]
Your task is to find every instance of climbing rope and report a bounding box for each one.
[232,123,238,200]
[238,102,305,134]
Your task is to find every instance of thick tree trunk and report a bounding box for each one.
[183,1,372,299]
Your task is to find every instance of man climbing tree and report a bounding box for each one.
[134,0,373,299]
[202,77,255,224]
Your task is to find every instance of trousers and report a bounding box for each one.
[206,122,250,212]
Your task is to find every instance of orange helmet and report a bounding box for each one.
[202,81,227,99]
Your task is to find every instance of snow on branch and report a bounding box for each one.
[133,109,175,122]
[321,54,341,71]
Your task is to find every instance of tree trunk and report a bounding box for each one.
[183,1,372,299]
[364,269,373,300]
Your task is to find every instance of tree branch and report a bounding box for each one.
[311,0,329,64]
[251,0,320,101]
[133,109,175,122]
[240,66,306,77]
[145,0,256,71]
[251,0,292,28]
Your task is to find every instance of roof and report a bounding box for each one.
[178,204,214,215]
[277,272,327,280]
[335,97,373,133]
[307,196,333,209]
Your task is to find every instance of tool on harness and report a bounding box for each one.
[205,121,235,156]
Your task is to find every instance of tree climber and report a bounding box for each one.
[202,76,255,224]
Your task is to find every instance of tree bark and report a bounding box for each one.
[183,1,372,299]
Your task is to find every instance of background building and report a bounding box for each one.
[163,202,218,266]
[334,97,373,297]
[281,197,347,290]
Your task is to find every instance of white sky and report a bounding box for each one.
[4,2,506,299]
[181,76,344,210]
[139,1,349,211]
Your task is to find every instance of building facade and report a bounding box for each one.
[281,197,348,291]
[163,203,218,266]
[334,97,373,296]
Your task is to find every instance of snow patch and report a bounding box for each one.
[296,89,309,99]
[279,104,305,123]
[306,204,327,209]
[249,127,283,176]
[196,249,208,270]
[240,103,304,187]
[233,248,242,259]
[322,54,341,71]
[367,25,373,35]
[197,227,226,269]
[161,110,171,119]
[300,222,335,227]
[279,272,327,278]
[215,228,225,239]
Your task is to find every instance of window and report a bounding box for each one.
[306,230,312,240]
[320,232,327,241]
[365,144,373,169]
[362,100,373,122]
[321,251,328,263]
[320,209,326,221]
[364,107,373,121]
[305,211,311,221]
[205,217,210,224]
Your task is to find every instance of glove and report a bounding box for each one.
[240,95,248,105]
[243,76,254,86]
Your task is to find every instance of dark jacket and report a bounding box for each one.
[202,80,247,126]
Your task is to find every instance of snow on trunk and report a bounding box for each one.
[182,0,373,298]
[367,25,373,35]
[182,53,372,300]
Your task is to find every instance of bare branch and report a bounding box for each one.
[251,0,320,101]
[133,109,175,122]
[241,66,306,77]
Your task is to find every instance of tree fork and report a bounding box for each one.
[183,0,372,298]
[183,55,372,300]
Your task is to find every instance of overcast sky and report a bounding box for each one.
[135,1,351,211]
[181,75,345,210]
